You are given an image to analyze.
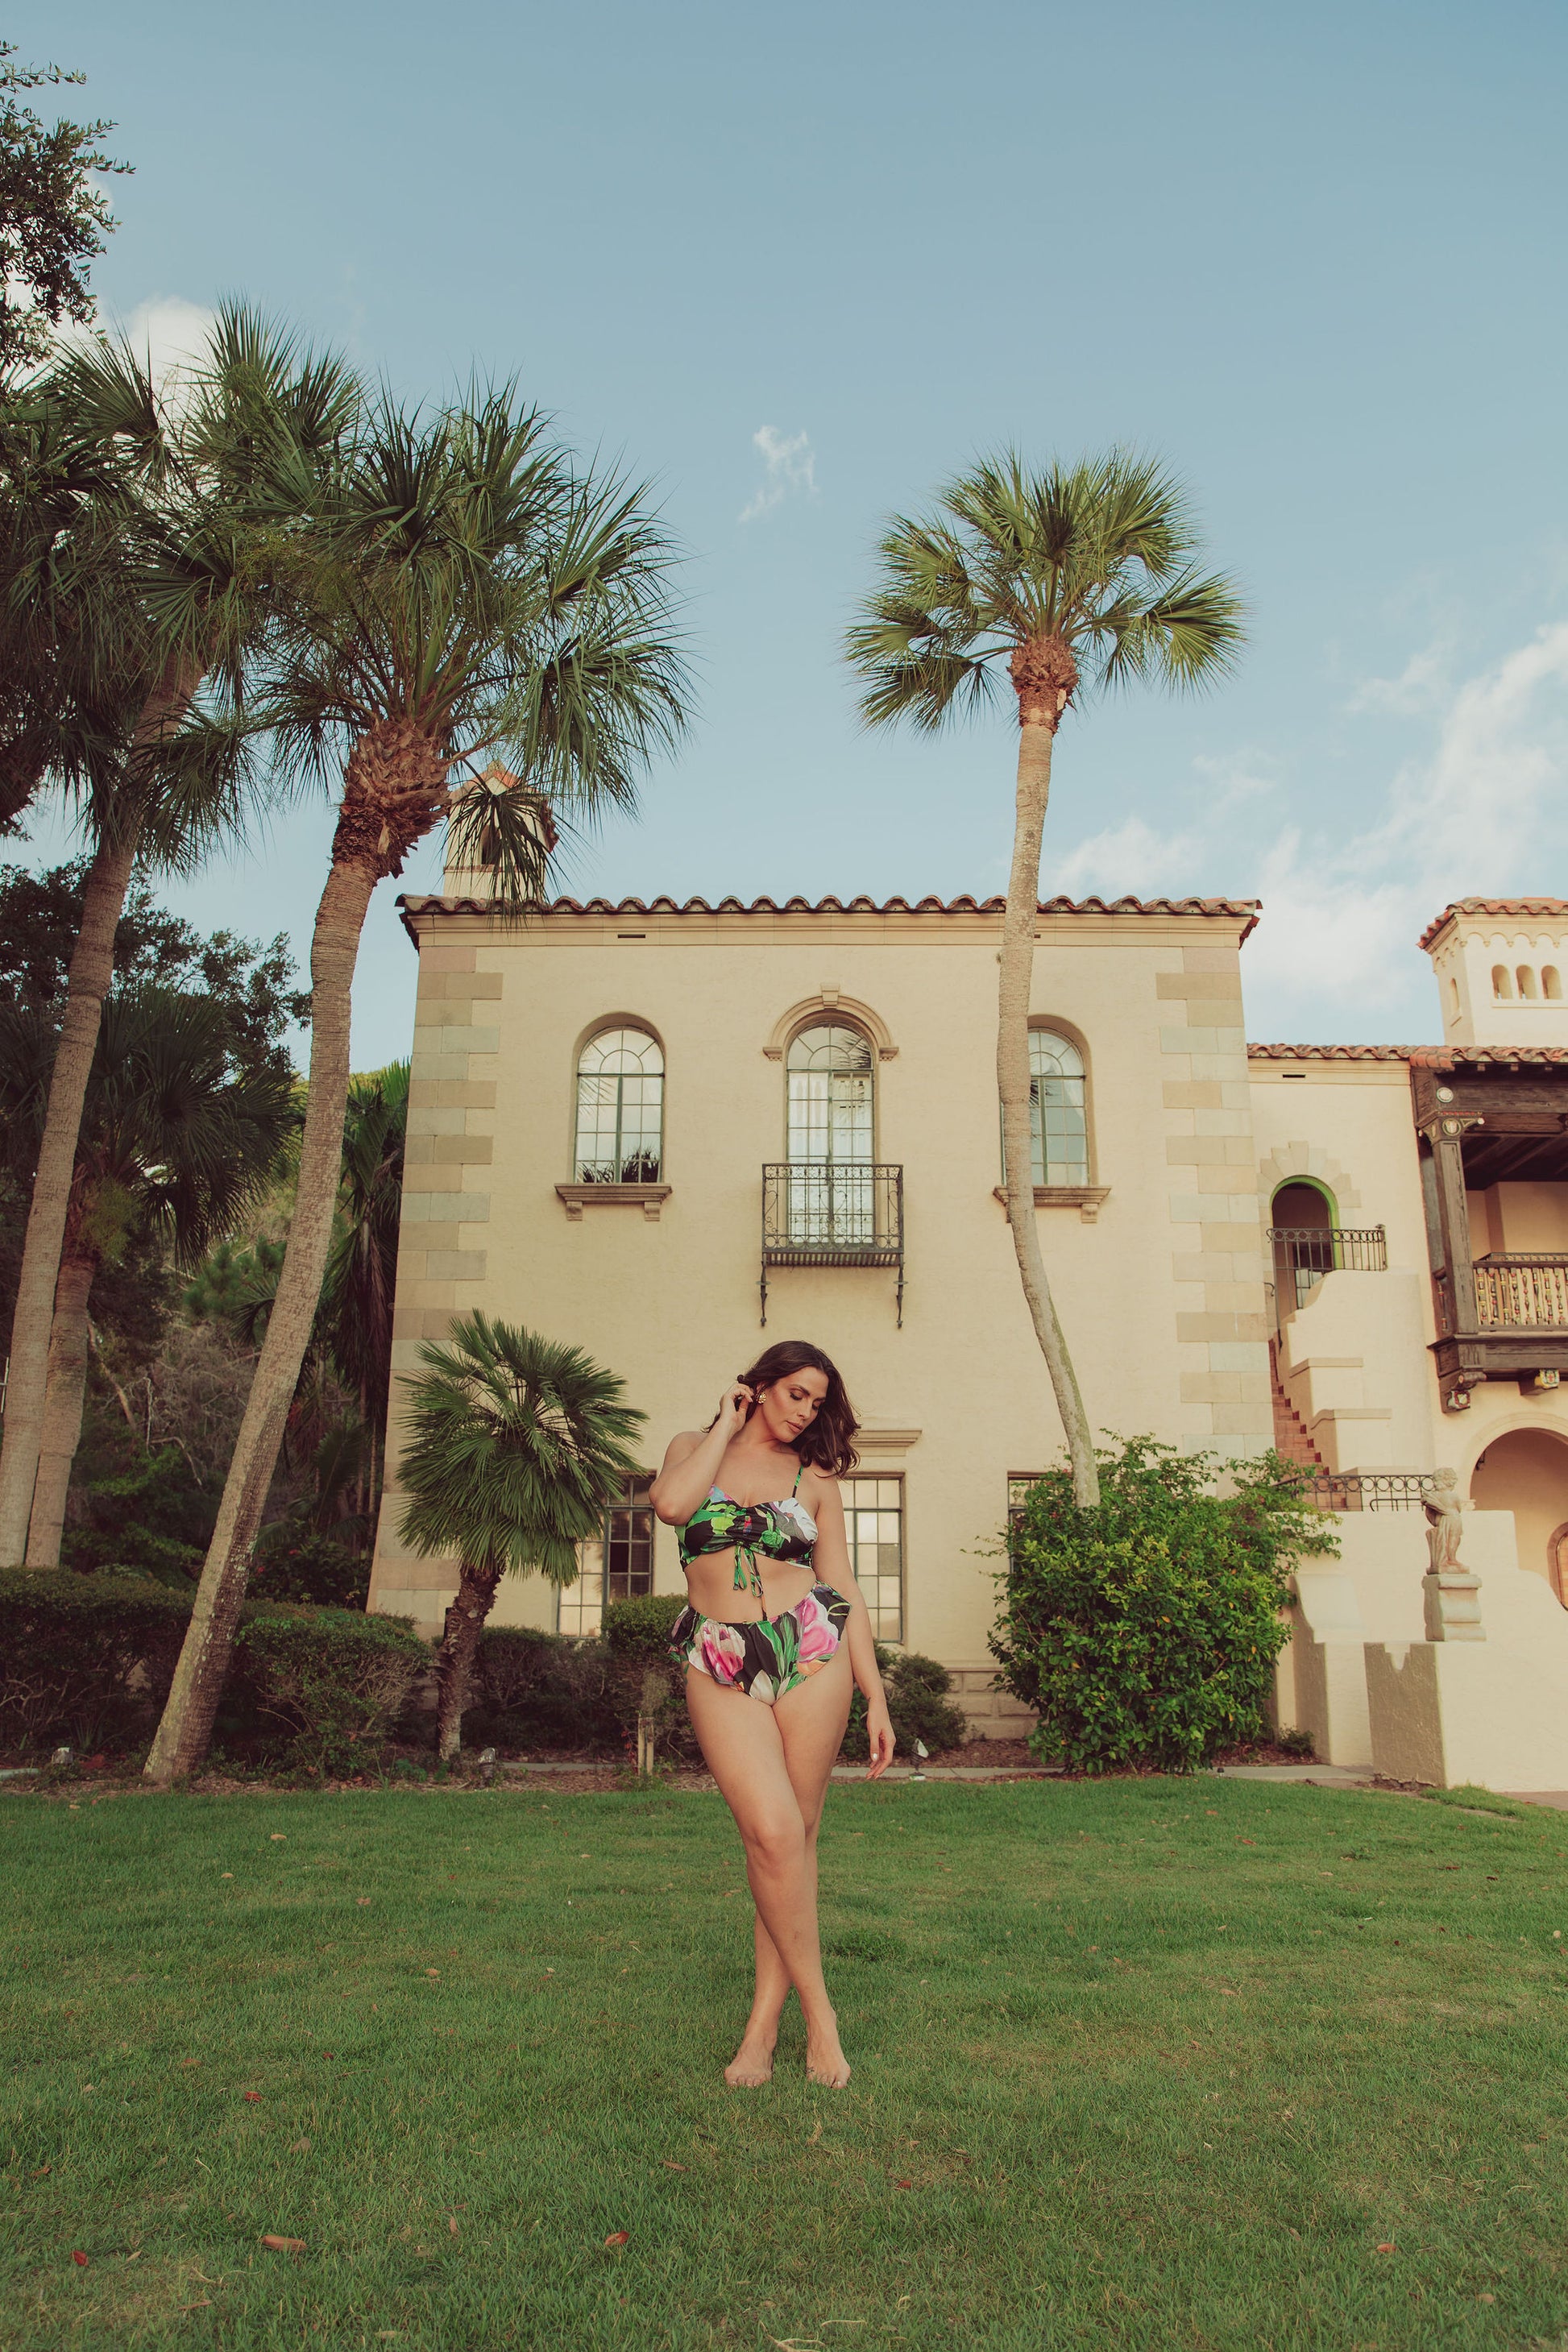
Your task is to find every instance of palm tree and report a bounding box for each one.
[318,1060,409,1519]
[0,986,294,1564]
[144,388,689,1783]
[845,452,1245,1505]
[396,1314,645,1759]
[0,313,359,1564]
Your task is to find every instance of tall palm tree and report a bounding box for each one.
[396,1314,645,1759]
[0,313,359,1563]
[0,986,294,1563]
[145,388,689,1783]
[845,452,1245,1505]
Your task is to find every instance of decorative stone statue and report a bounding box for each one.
[1420,1468,1484,1641]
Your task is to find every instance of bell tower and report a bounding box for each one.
[1421,900,1568,1048]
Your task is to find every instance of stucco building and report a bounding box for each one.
[365,869,1568,1776]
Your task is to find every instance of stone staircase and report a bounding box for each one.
[1270,1339,1325,1469]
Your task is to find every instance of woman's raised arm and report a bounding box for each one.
[649,1382,753,1524]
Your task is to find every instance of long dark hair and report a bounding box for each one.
[736,1338,859,1479]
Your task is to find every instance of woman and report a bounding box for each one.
[650,1339,895,2089]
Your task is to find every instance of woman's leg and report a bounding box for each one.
[686,1656,851,2086]
[742,1653,856,2076]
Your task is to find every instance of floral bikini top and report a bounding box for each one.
[678,1463,819,1617]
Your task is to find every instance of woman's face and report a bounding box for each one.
[755,1367,830,1445]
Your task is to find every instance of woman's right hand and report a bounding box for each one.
[716,1380,754,1433]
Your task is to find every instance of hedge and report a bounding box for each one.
[0,1569,192,1753]
[231,1603,427,1774]
[840,1646,969,1761]
[468,1624,619,1753]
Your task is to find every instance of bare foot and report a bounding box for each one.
[724,2026,777,2089]
[805,2017,851,2088]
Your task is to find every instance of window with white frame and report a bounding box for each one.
[1028,1030,1089,1185]
[558,1475,654,1636]
[574,1027,664,1182]
[843,1474,903,1640]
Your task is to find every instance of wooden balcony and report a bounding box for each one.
[1472,1255,1568,1329]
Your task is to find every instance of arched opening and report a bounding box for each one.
[785,1021,874,1242]
[1027,1027,1089,1184]
[1470,1428,1568,1595]
[1270,1179,1336,1315]
[574,1026,665,1181]
[1448,977,1461,1018]
[1545,966,1563,1002]
[1518,965,1540,1001]
[1493,964,1514,999]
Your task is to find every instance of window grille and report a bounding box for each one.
[1029,1031,1089,1185]
[575,1027,664,1182]
[558,1475,654,1636]
[786,1023,874,1243]
[844,1475,903,1641]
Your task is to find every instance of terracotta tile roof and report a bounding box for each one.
[1248,1043,1415,1061]
[400,890,1262,936]
[1410,1045,1568,1069]
[1418,898,1568,951]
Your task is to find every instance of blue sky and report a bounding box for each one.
[16,0,1568,1060]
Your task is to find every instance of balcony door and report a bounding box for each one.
[786,1023,873,1243]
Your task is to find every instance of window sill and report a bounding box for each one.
[993,1184,1110,1226]
[557,1182,671,1223]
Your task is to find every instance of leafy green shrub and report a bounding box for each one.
[467,1624,619,1753]
[250,1535,370,1610]
[0,1568,192,1751]
[602,1593,698,1762]
[840,1646,969,1762]
[992,1437,1338,1775]
[231,1603,426,1775]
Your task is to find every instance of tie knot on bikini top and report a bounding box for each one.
[678,1464,818,1614]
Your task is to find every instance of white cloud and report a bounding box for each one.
[1050,621,1568,1039]
[110,293,217,398]
[738,425,815,524]
[1345,641,1452,716]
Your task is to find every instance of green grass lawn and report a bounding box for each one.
[5,1776,1568,2351]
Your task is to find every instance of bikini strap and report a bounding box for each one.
[792,1461,803,1495]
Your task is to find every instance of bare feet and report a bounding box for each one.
[724,2025,777,2089]
[805,2014,851,2088]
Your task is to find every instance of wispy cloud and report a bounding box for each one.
[1051,621,1568,1038]
[738,425,816,524]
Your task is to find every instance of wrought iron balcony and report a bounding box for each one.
[1472,1254,1568,1329]
[761,1162,903,1326]
[1291,1470,1430,1513]
[1267,1225,1388,1313]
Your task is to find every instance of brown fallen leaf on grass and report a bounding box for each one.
[448,2217,458,2237]
[260,2235,305,2253]
[894,2178,914,2189]
[1375,2242,1396,2254]
[243,2091,262,2103]
[660,2160,687,2172]
[71,2250,87,2266]
[604,2231,629,2248]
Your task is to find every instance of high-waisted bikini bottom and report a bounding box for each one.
[670,1583,852,1707]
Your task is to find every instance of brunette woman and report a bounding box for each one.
[650,1339,894,2088]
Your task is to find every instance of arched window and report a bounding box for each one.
[786,1024,873,1164]
[1546,967,1563,1001]
[575,1027,664,1182]
[1519,965,1540,1000]
[1029,1029,1089,1186]
[1493,964,1514,999]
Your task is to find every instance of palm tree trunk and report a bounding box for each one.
[998,711,1101,1508]
[24,1249,97,1568]
[0,828,139,1562]
[434,1562,501,1761]
[143,853,379,1783]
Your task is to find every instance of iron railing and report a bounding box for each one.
[1267,1225,1388,1313]
[1471,1254,1568,1329]
[761,1162,903,1325]
[1292,1471,1429,1512]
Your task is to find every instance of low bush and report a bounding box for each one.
[230,1604,427,1775]
[840,1646,969,1762]
[993,1437,1338,1775]
[603,1593,698,1763]
[0,1569,192,1752]
[250,1534,371,1610]
[467,1624,619,1753]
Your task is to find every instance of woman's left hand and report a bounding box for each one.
[865,1703,896,1782]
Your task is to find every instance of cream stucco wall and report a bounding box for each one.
[367,896,1271,1707]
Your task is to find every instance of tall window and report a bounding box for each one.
[575,1027,663,1181]
[1028,1029,1089,1186]
[785,1023,873,1242]
[558,1475,654,1636]
[844,1474,903,1640]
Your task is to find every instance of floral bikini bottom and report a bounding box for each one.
[670,1583,852,1707]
